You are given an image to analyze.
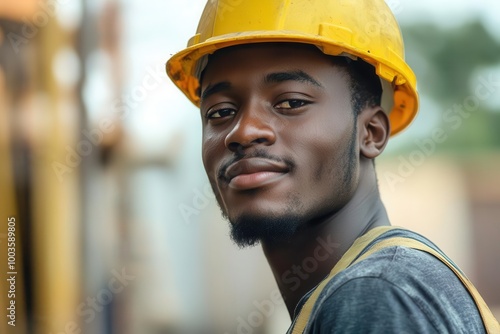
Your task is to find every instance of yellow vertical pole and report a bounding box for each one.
[0,68,28,334]
[30,13,82,334]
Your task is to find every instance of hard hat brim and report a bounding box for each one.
[166,31,418,136]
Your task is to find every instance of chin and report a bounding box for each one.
[228,213,304,248]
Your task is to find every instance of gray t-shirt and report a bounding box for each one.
[287,229,486,333]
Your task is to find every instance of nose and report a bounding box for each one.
[224,103,277,153]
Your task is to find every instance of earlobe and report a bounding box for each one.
[358,107,390,159]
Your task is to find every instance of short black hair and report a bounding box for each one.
[331,57,382,116]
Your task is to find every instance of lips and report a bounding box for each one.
[224,158,290,190]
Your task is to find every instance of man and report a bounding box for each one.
[166,0,498,332]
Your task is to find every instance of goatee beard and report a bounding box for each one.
[228,213,303,248]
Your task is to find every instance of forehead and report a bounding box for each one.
[200,43,348,88]
[208,42,324,61]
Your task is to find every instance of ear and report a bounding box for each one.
[357,106,390,159]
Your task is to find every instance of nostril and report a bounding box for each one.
[227,138,270,152]
[227,142,241,152]
[254,138,267,144]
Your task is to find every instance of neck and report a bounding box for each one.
[261,161,390,317]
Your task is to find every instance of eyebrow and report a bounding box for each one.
[200,70,323,102]
[201,82,231,102]
[264,70,324,88]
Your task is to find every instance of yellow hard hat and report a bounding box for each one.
[166,0,419,136]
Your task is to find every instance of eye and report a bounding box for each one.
[274,99,309,109]
[207,107,236,119]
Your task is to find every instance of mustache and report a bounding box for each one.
[217,149,295,181]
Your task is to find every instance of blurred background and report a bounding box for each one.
[0,0,499,333]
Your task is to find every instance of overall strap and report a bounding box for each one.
[354,236,500,334]
[290,226,500,334]
[291,226,396,334]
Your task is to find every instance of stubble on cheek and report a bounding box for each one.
[205,171,229,219]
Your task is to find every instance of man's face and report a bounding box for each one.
[200,43,360,246]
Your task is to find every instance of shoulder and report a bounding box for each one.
[304,245,486,333]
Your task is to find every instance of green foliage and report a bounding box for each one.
[403,21,500,103]
[401,21,500,152]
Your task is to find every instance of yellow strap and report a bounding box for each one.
[291,227,500,333]
[354,237,500,333]
[291,226,396,334]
